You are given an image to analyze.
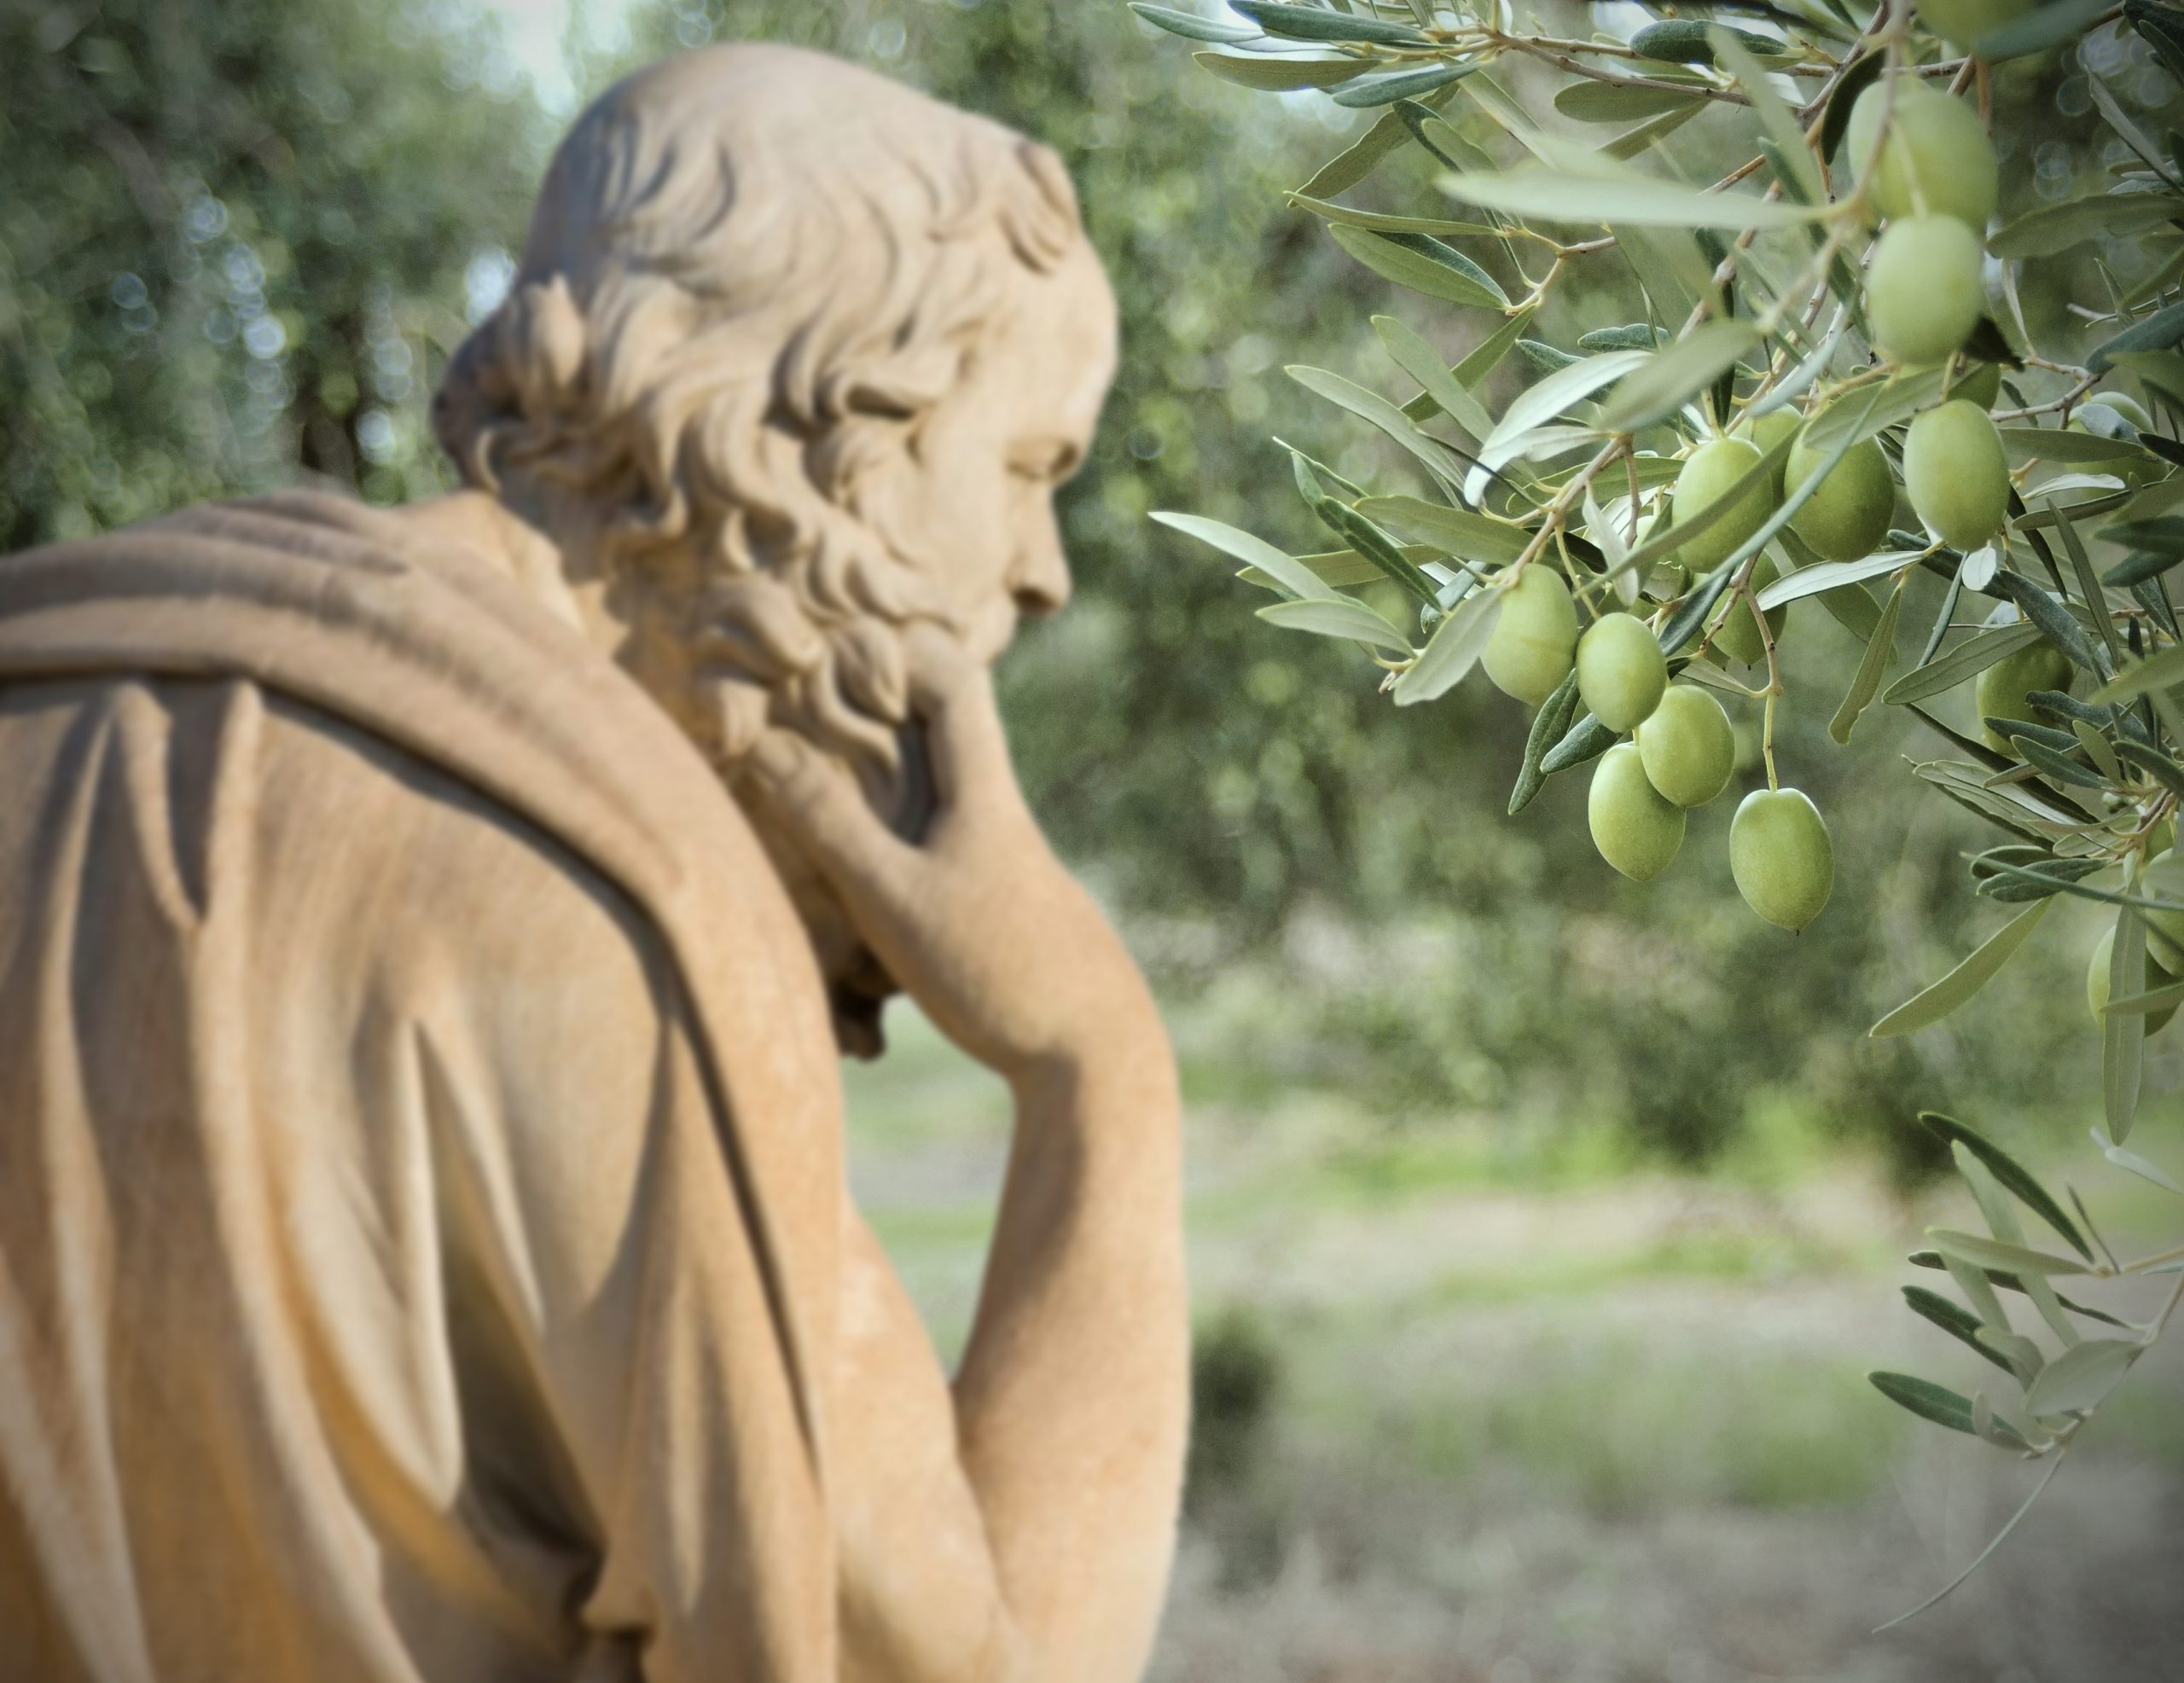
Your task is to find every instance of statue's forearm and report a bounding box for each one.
[950,995,1188,1682]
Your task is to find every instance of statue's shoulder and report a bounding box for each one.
[0,490,816,995]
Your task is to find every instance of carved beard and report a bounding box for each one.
[700,604,940,1060]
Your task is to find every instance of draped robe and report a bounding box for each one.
[0,495,843,1681]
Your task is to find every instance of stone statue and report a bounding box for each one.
[0,44,1187,1683]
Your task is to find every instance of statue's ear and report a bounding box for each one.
[498,274,589,412]
[840,345,964,420]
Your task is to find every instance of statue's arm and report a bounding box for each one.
[747,652,1188,1683]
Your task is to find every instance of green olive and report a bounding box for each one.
[1577,612,1669,733]
[1635,684,1735,808]
[1904,398,2011,552]
[1973,640,2072,753]
[1481,565,1579,705]
[1867,215,1987,367]
[1589,742,1687,881]
[1746,409,1803,496]
[1915,0,2035,52]
[1730,786,1834,931]
[1844,80,1998,229]
[2141,852,2184,964]
[2088,926,2180,1035]
[1786,432,1896,562]
[1710,552,1788,667]
[1670,437,1778,572]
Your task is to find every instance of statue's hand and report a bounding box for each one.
[745,634,1157,1079]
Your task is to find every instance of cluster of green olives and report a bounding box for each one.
[1454,74,2065,939]
[1480,566,1835,931]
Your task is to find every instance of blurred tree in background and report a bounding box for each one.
[0,0,543,544]
[0,0,2123,1176]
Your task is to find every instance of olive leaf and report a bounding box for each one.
[1869,897,2054,1038]
[1154,512,1340,601]
[2023,1338,2141,1418]
[1902,1285,2019,1374]
[1509,669,1582,814]
[1333,61,1478,107]
[1926,1228,2093,1277]
[1868,1371,1986,1436]
[1129,3,1263,43]
[1393,584,1502,705]
[1830,576,1903,745]
[1923,1114,2095,1264]
[1438,164,1819,229]
[1258,595,1414,653]
[1596,320,1763,432]
[1882,622,2047,705]
[1191,49,1366,90]
[1229,0,1429,44]
[1329,224,1512,310]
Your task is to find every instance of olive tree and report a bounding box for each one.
[1137,0,2184,1618]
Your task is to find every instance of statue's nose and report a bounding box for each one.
[1008,525,1072,618]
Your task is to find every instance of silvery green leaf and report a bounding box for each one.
[2092,1125,2184,1194]
[1332,61,1477,107]
[1287,365,1467,501]
[1374,315,1496,442]
[2024,1338,2141,1418]
[1868,898,2053,1037]
[1801,367,1949,454]
[1553,78,1705,123]
[1830,575,1903,745]
[1464,350,1651,501]
[1357,496,1531,566]
[2106,903,2148,1143]
[1129,3,1263,42]
[1882,622,2047,705]
[1756,550,1909,610]
[1190,49,1367,89]
[1437,165,1818,229]
[1902,1285,2017,1373]
[1231,0,1430,44]
[1971,1390,2036,1451]
[1597,319,1763,432]
[1708,26,1823,204]
[1393,583,1502,705]
[1294,198,1499,240]
[1924,1112,2095,1262]
[2089,644,2184,703]
[1999,427,2156,464]
[1926,1228,2094,1277]
[1989,189,2184,258]
[1972,0,2112,60]
[1869,1371,1984,1436]
[1329,224,1511,310]
[1258,595,1414,653]
[1154,512,1339,601]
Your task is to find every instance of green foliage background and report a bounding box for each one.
[0,0,2123,1178]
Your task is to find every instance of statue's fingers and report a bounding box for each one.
[743,728,917,911]
[913,664,1026,841]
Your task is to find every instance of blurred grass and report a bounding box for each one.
[848,984,2184,1677]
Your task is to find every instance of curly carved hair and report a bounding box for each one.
[431,44,1083,798]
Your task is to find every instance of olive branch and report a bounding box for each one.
[1136,0,2184,1622]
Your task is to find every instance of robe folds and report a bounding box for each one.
[0,495,844,1682]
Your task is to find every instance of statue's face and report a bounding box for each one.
[859,237,1119,659]
[747,237,1118,1049]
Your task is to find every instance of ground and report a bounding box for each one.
[844,1001,2184,1682]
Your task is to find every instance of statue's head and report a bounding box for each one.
[432,44,1116,1045]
